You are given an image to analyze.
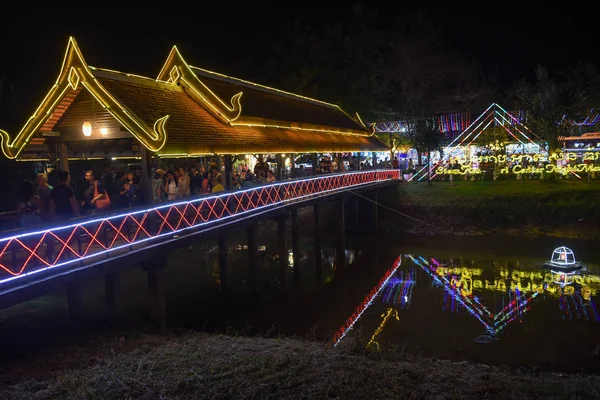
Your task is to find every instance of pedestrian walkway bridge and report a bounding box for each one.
[0,170,400,310]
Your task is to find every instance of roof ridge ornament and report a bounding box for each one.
[0,37,169,159]
[157,46,243,123]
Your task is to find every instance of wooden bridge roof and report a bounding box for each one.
[0,37,388,160]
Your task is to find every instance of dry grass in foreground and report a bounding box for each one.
[2,330,600,400]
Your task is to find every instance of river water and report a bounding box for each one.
[181,229,600,373]
[1,214,599,374]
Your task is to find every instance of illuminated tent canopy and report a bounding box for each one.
[0,37,388,161]
[442,103,543,151]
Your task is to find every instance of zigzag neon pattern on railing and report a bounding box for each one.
[0,170,399,287]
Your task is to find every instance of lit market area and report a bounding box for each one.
[374,103,600,182]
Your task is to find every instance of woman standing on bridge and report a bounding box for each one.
[165,171,179,201]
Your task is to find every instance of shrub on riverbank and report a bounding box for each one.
[380,180,600,238]
[2,330,600,400]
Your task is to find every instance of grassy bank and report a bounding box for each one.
[379,180,600,239]
[2,329,600,400]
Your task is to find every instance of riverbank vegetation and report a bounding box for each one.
[2,329,600,400]
[379,179,600,239]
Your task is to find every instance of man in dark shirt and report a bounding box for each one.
[82,170,107,214]
[49,170,80,220]
[189,165,203,195]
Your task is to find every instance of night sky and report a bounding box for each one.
[0,3,596,127]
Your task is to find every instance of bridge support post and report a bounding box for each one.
[58,142,69,174]
[337,197,346,270]
[247,224,258,294]
[311,153,318,176]
[105,272,120,323]
[276,154,283,181]
[218,233,229,292]
[372,190,378,233]
[354,196,360,229]
[66,281,83,321]
[290,153,296,178]
[372,152,378,169]
[314,203,322,285]
[224,155,233,191]
[140,146,154,206]
[147,258,167,332]
[277,217,288,292]
[291,208,300,289]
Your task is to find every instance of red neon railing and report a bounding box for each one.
[0,170,399,287]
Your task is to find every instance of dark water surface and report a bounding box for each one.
[158,228,600,373]
[201,230,600,373]
[1,215,599,374]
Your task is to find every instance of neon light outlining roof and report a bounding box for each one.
[0,38,385,159]
[0,37,169,159]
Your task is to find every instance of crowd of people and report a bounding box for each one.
[13,154,401,229]
[13,157,282,228]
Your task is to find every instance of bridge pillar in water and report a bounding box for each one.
[146,258,167,332]
[372,190,378,233]
[277,216,288,291]
[314,203,322,285]
[291,208,300,288]
[66,280,83,321]
[247,224,258,294]
[354,196,360,229]
[105,272,121,323]
[218,233,229,292]
[336,197,346,270]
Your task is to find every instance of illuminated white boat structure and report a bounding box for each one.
[543,247,583,271]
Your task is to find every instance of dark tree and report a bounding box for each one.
[515,66,588,153]
[251,3,387,121]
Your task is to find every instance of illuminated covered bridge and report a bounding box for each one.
[0,38,397,326]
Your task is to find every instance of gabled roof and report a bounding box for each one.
[0,37,168,159]
[0,37,386,159]
[92,70,384,154]
[190,66,367,131]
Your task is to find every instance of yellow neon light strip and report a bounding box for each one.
[89,66,160,83]
[366,308,399,351]
[157,147,386,157]
[0,37,169,159]
[190,65,340,108]
[229,121,375,137]
[189,66,372,135]
[156,47,242,123]
[159,48,371,136]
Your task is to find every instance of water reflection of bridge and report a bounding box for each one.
[333,254,600,348]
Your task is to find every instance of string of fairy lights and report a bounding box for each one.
[374,109,600,135]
